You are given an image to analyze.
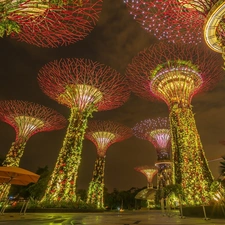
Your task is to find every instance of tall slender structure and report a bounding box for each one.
[126,42,223,205]
[85,120,132,208]
[1,0,102,47]
[124,0,225,66]
[134,166,158,208]
[0,100,67,198]
[38,58,130,203]
[133,117,172,189]
[135,166,158,189]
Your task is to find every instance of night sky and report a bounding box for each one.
[1,0,225,192]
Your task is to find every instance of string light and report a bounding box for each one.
[126,42,223,205]
[0,100,66,199]
[38,58,130,203]
[133,117,172,189]
[85,120,132,208]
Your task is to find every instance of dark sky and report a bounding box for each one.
[1,0,225,192]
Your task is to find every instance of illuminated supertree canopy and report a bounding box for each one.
[135,165,158,208]
[126,42,223,205]
[85,120,132,208]
[135,166,158,189]
[1,0,102,47]
[178,0,225,54]
[38,58,130,203]
[124,0,225,65]
[123,0,202,44]
[0,100,67,167]
[133,117,172,189]
[133,117,170,157]
[0,100,67,198]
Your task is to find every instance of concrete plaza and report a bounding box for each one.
[0,210,225,225]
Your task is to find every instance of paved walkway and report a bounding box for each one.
[0,210,225,224]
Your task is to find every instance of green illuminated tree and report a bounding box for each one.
[126,42,223,205]
[133,117,172,189]
[134,166,158,208]
[0,100,66,199]
[85,120,132,208]
[38,58,130,203]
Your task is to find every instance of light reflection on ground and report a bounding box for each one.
[0,210,225,224]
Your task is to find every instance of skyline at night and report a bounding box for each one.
[1,0,225,193]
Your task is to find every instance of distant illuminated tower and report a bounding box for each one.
[135,166,158,208]
[38,58,130,203]
[0,100,66,198]
[124,0,225,66]
[85,120,132,208]
[126,42,223,205]
[135,166,158,189]
[133,117,172,189]
[1,0,102,47]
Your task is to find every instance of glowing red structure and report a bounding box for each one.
[124,0,202,44]
[1,0,102,47]
[126,42,223,205]
[38,58,130,203]
[124,0,225,62]
[85,120,132,208]
[134,166,158,208]
[0,100,67,167]
[0,100,66,198]
[133,117,172,189]
[173,0,225,56]
[135,166,158,189]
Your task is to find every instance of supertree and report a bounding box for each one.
[0,100,67,198]
[38,58,130,203]
[135,166,158,189]
[133,117,172,190]
[1,0,102,47]
[124,0,225,67]
[126,42,223,206]
[123,0,202,44]
[135,166,158,208]
[85,120,132,208]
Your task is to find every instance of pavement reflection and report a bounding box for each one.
[0,210,225,225]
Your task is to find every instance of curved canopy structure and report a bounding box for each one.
[1,0,103,47]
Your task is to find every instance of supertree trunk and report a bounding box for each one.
[156,163,172,189]
[84,120,132,208]
[156,148,172,189]
[170,104,213,205]
[0,138,27,199]
[133,117,172,191]
[38,58,130,205]
[147,181,153,189]
[42,106,96,202]
[0,100,66,201]
[126,43,223,206]
[86,155,105,208]
[3,138,27,167]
